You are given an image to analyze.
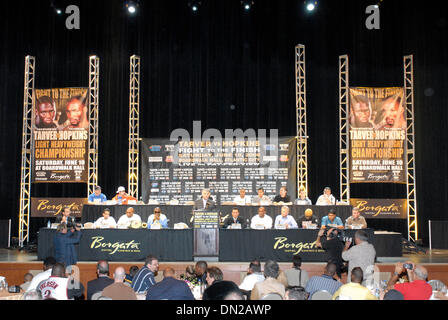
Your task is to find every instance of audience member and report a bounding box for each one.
[146,267,194,300]
[274,206,298,229]
[102,267,137,300]
[27,256,56,292]
[305,263,342,299]
[206,267,224,286]
[342,230,376,282]
[250,260,285,300]
[36,262,84,300]
[124,265,139,286]
[345,207,367,229]
[380,289,404,300]
[203,280,244,300]
[285,286,308,300]
[20,273,33,292]
[194,261,208,284]
[316,228,345,278]
[86,260,114,300]
[250,207,273,229]
[332,267,377,300]
[239,260,265,292]
[386,262,432,300]
[131,255,159,294]
[284,255,309,288]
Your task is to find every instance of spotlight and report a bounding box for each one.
[305,1,317,12]
[56,9,62,15]
[241,0,254,11]
[125,0,139,14]
[188,0,202,13]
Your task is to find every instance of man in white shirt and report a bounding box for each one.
[239,261,265,291]
[94,208,117,229]
[27,256,56,292]
[316,187,336,206]
[233,189,251,206]
[250,206,273,229]
[117,207,142,229]
[274,206,298,229]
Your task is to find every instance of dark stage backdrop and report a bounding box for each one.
[0,0,447,245]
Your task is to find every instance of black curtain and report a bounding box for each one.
[1,0,447,244]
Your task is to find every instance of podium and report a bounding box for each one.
[193,211,219,262]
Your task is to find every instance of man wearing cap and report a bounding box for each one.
[321,209,344,229]
[117,207,142,229]
[297,208,320,229]
[112,186,137,205]
[88,186,107,204]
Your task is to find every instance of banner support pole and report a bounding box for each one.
[87,56,100,196]
[339,55,350,203]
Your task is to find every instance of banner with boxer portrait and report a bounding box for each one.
[32,88,89,183]
[349,87,406,183]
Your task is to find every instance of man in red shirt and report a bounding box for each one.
[386,261,432,300]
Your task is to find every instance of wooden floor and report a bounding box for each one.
[1,248,447,298]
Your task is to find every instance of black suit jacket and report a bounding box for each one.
[86,276,114,300]
[223,216,246,229]
[193,198,216,211]
[56,216,76,228]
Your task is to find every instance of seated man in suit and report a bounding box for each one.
[86,260,114,300]
[56,207,76,229]
[222,208,246,229]
[193,188,216,211]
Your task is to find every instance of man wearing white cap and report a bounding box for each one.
[112,186,137,205]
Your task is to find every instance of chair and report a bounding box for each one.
[260,293,283,300]
[310,290,333,300]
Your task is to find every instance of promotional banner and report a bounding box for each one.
[31,197,87,218]
[349,87,406,183]
[350,198,407,219]
[32,88,89,183]
[141,136,297,205]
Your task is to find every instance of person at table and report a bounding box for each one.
[320,209,344,230]
[233,188,251,206]
[316,187,336,206]
[250,206,273,229]
[297,208,320,229]
[274,206,298,229]
[223,207,246,229]
[88,185,107,204]
[251,187,272,205]
[345,207,367,229]
[294,189,312,205]
[147,207,168,229]
[112,186,137,205]
[93,208,117,229]
[193,188,216,211]
[273,186,293,205]
[56,207,76,229]
[117,207,142,229]
[53,222,82,269]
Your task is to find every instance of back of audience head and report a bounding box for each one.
[324,262,337,276]
[292,255,302,269]
[129,265,139,277]
[44,256,57,270]
[202,280,244,300]
[114,267,126,282]
[24,272,33,282]
[264,260,280,279]
[195,260,208,276]
[51,262,66,277]
[285,286,308,300]
[383,289,404,300]
[351,267,363,284]
[414,265,428,281]
[354,230,369,244]
[249,261,262,274]
[97,260,109,276]
[163,267,175,278]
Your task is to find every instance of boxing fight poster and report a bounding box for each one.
[349,87,406,183]
[32,88,89,183]
[141,136,297,205]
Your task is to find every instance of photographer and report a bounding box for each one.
[386,261,432,300]
[316,228,345,279]
[342,230,376,283]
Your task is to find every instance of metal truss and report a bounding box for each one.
[339,55,350,203]
[18,56,35,247]
[128,55,140,199]
[88,56,100,196]
[404,55,418,241]
[295,44,309,196]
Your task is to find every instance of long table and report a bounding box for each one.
[80,204,352,228]
[37,227,401,262]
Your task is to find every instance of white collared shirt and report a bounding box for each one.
[94,216,117,229]
[250,215,273,229]
[233,195,251,205]
[117,214,142,229]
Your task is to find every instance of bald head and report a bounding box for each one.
[97,260,109,276]
[163,267,175,278]
[414,265,428,281]
[324,263,337,276]
[51,263,66,278]
[114,267,126,282]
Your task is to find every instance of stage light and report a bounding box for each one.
[188,0,202,13]
[125,0,139,14]
[305,1,317,12]
[56,9,62,15]
[241,0,254,11]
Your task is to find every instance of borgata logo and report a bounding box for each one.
[273,237,321,255]
[90,236,141,255]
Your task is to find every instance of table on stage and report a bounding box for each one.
[80,204,353,227]
[37,227,401,262]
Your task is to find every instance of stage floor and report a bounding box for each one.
[1,248,448,264]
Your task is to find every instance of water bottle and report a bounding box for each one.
[118,196,122,205]
[47,220,51,228]
[246,219,250,229]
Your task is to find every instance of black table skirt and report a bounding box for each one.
[80,204,352,228]
[38,227,401,262]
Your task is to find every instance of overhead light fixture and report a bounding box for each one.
[125,0,139,14]
[241,0,254,11]
[305,1,317,12]
[188,0,202,13]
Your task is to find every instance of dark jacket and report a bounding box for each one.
[146,277,195,300]
[53,231,81,267]
[222,216,246,229]
[86,276,114,300]
[193,198,216,211]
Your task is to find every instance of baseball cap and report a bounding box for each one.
[116,186,125,193]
